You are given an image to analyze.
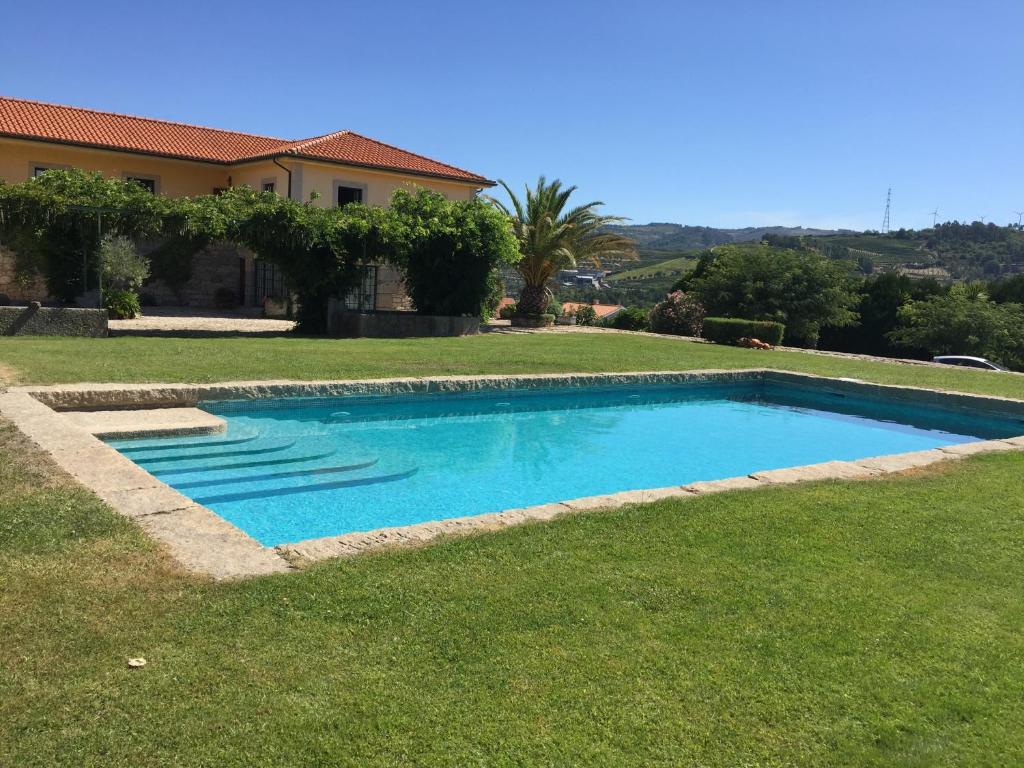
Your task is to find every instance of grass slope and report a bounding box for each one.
[2,333,1024,401]
[607,254,696,281]
[1,417,1023,766]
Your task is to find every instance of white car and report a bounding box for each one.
[932,355,1009,372]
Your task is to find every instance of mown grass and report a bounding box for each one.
[1,413,1023,766]
[2,332,1024,401]
[2,334,1023,764]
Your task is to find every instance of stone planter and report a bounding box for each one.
[510,313,555,328]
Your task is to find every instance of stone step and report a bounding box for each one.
[62,408,226,439]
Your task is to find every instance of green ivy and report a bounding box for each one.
[0,170,519,334]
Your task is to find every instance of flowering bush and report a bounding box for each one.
[649,291,705,336]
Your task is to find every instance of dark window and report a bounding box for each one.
[343,267,377,310]
[254,261,286,301]
[262,181,276,194]
[32,166,50,178]
[213,187,227,195]
[126,176,156,194]
[337,186,363,206]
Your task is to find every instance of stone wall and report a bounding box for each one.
[0,241,416,312]
[326,304,480,338]
[0,246,51,304]
[0,305,107,337]
[375,265,413,311]
[142,241,252,308]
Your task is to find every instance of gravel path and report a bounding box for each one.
[110,308,295,336]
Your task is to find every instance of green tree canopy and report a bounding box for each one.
[682,244,859,347]
[889,284,1024,370]
[388,189,519,318]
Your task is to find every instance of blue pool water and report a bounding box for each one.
[107,382,1022,546]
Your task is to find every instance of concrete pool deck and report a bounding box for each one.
[2,369,1024,579]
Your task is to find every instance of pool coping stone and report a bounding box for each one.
[3,368,1024,577]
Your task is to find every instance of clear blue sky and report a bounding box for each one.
[4,0,1022,231]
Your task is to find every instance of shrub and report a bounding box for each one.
[213,287,237,309]
[546,297,564,318]
[574,304,598,326]
[99,234,150,291]
[604,306,649,331]
[103,288,141,319]
[389,189,519,318]
[498,302,517,320]
[649,291,705,336]
[702,317,785,346]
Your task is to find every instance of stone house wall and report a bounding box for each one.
[142,242,255,308]
[0,245,51,304]
[0,242,418,312]
[375,265,413,311]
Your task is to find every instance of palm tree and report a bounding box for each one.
[488,177,636,317]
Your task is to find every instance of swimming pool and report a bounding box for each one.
[106,378,1024,547]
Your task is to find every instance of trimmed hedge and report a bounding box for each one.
[702,317,785,346]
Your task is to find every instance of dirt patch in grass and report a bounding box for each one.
[0,418,70,493]
[0,360,22,387]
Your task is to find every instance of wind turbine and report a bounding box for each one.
[930,208,939,227]
[1015,210,1023,228]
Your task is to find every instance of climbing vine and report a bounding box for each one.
[0,170,518,333]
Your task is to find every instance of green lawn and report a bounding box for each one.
[2,333,1024,765]
[1,417,1022,766]
[2,333,1024,401]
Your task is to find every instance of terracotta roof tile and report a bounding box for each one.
[0,96,491,184]
[562,302,625,319]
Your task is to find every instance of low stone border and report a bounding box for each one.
[0,389,291,580]
[3,369,1024,578]
[0,304,108,337]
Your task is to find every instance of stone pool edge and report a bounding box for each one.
[4,369,1024,577]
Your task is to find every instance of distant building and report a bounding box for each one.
[562,301,625,321]
[557,269,607,288]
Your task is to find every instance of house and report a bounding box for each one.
[562,301,625,321]
[0,96,493,308]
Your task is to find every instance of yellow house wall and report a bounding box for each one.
[228,160,287,196]
[0,137,229,196]
[0,138,486,204]
[290,159,482,207]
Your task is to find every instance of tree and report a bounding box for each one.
[388,189,519,318]
[819,272,942,357]
[684,244,859,347]
[488,177,635,316]
[99,234,150,291]
[235,187,398,333]
[888,284,1024,370]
